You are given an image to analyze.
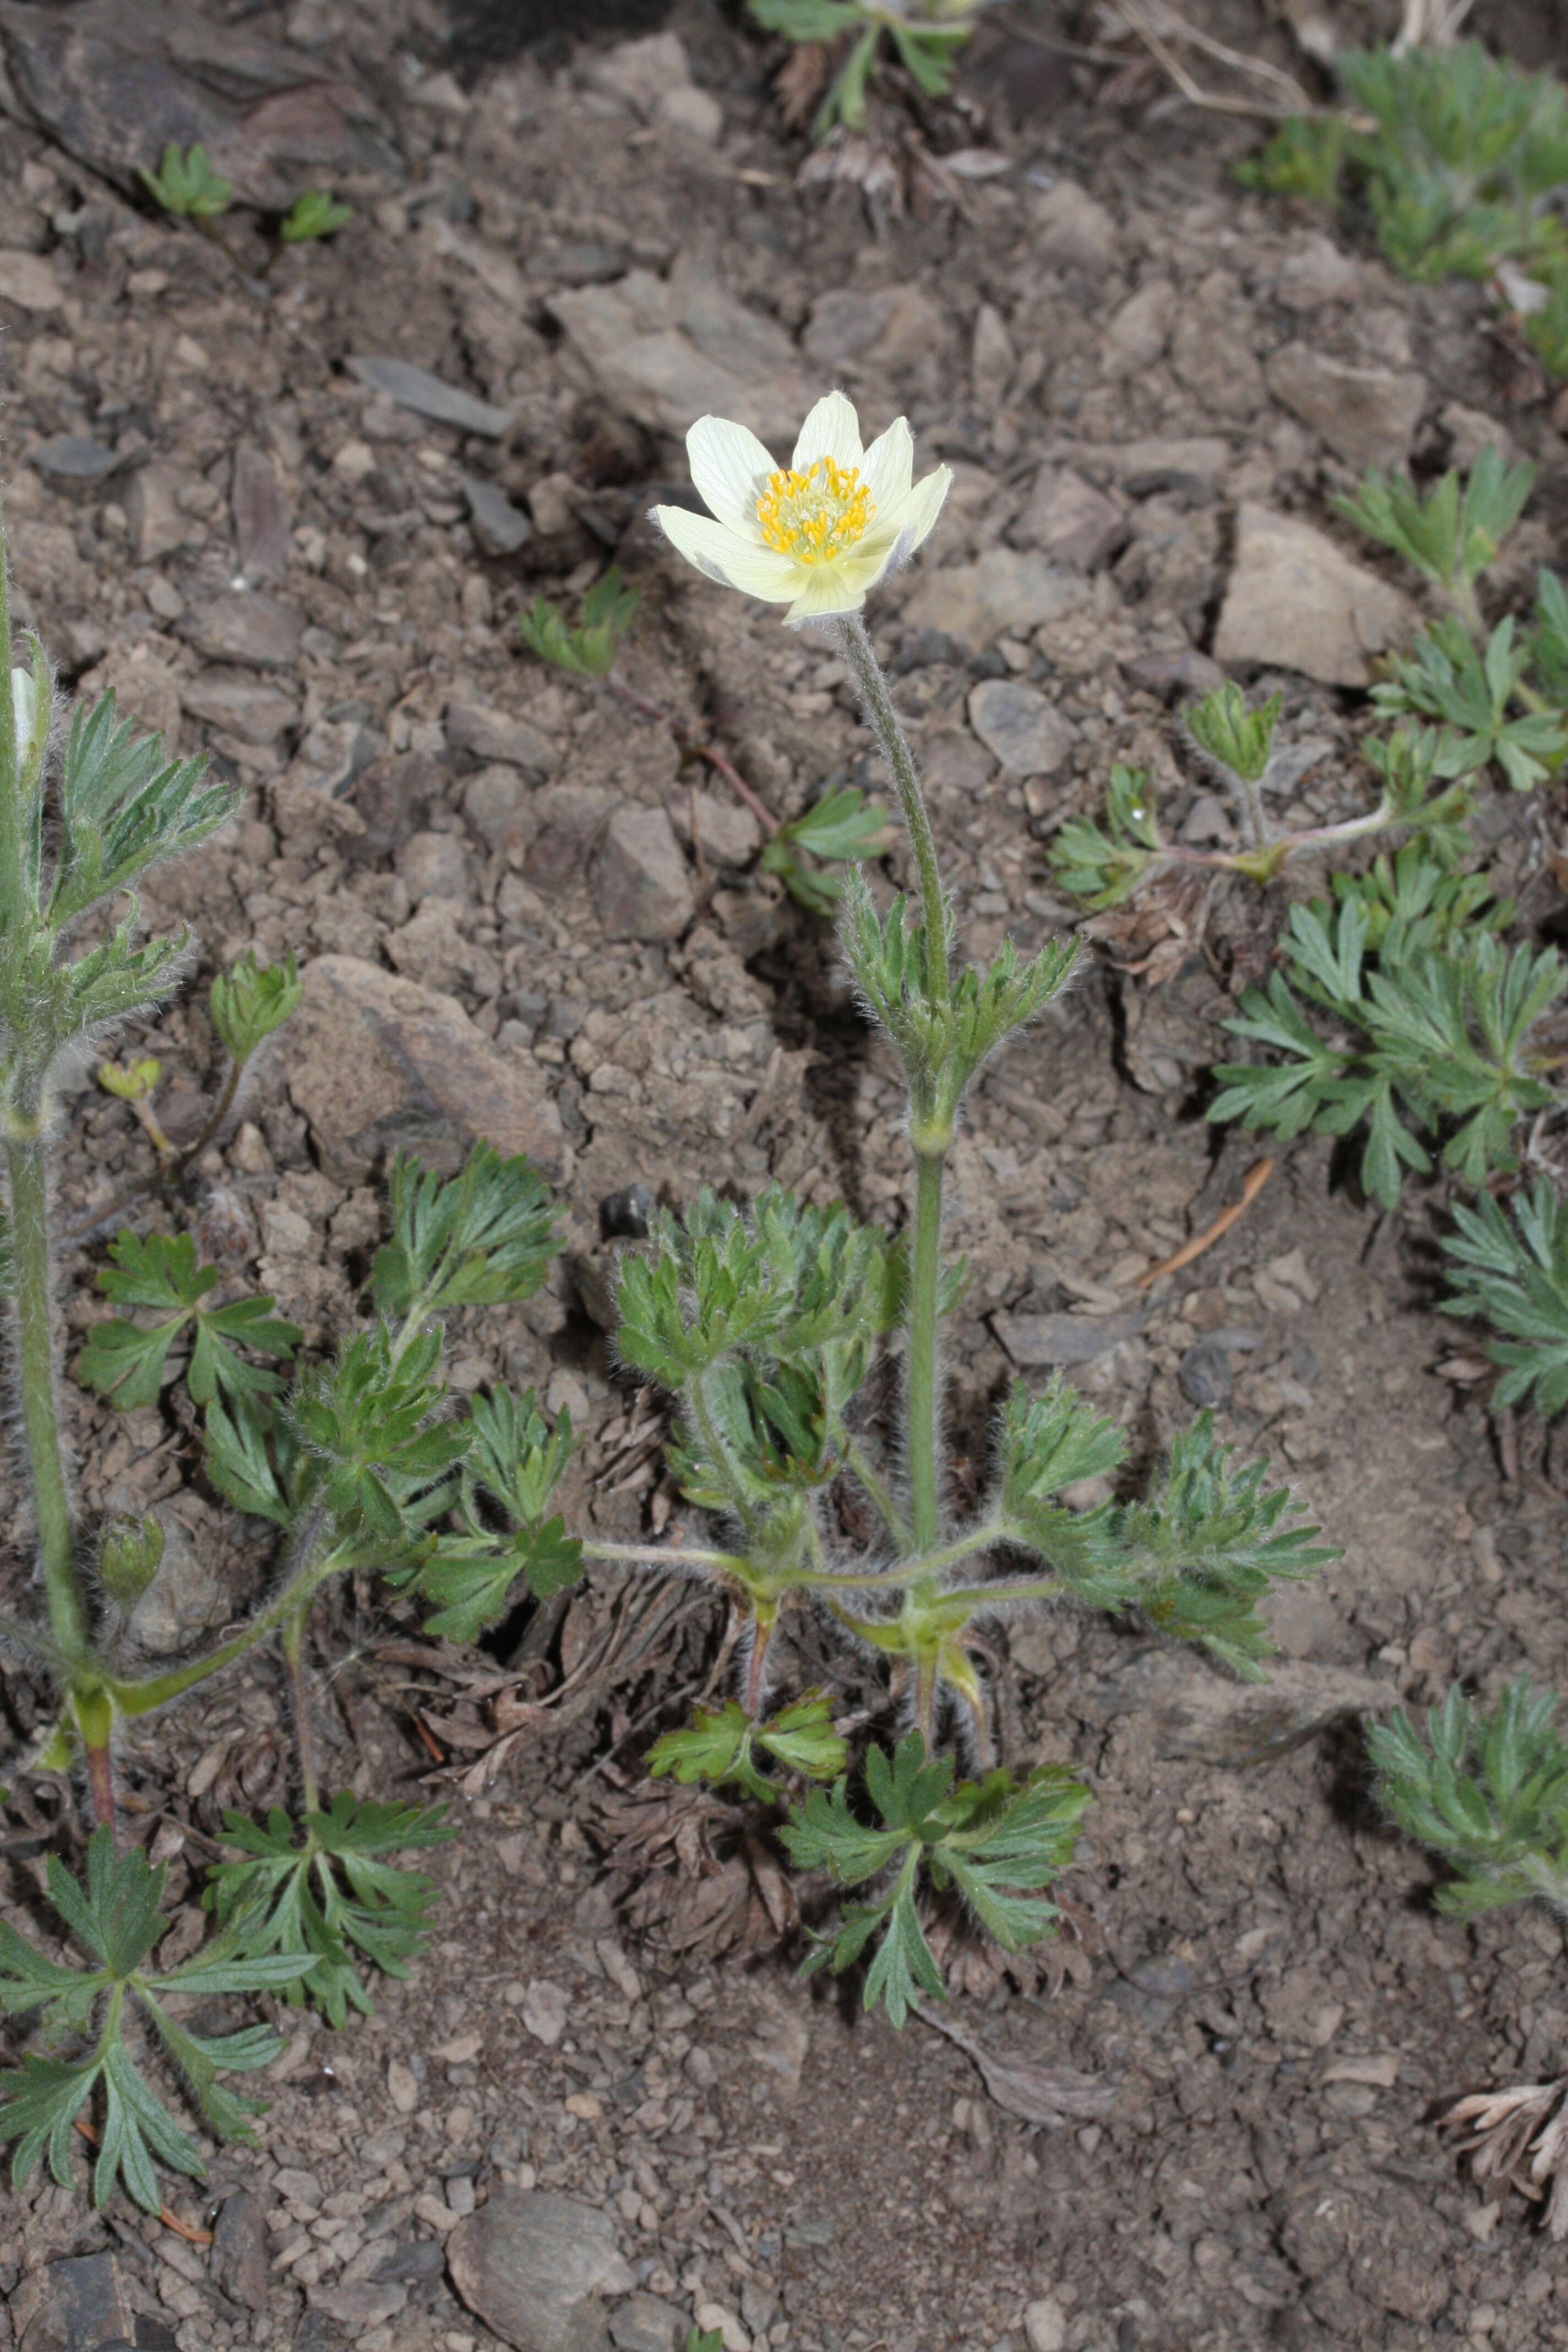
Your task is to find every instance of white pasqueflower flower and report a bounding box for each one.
[651,389,951,625]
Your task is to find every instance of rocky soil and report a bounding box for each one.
[5,3,1568,2351]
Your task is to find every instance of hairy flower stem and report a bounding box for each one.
[835,613,952,1565]
[907,1149,945,1556]
[8,1121,85,1662]
[281,1598,318,1815]
[835,613,949,1005]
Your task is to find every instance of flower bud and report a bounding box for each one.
[99,1513,165,1607]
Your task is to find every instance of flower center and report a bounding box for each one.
[756,457,874,565]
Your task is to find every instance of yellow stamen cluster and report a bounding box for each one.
[756,456,874,565]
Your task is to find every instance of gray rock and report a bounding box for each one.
[462,475,532,554]
[549,275,807,448]
[1265,344,1427,473]
[445,696,554,775]
[124,1508,225,1653]
[1170,271,1266,420]
[670,787,761,868]
[1031,179,1119,270]
[803,281,950,377]
[1013,468,1124,570]
[347,356,511,437]
[904,548,1088,648]
[287,955,563,1183]
[609,2293,687,2352]
[447,2188,635,2352]
[1099,279,1174,379]
[179,670,299,744]
[10,2253,130,2352]
[1213,504,1414,688]
[1178,1338,1235,1410]
[30,433,119,480]
[464,764,535,851]
[179,591,304,671]
[307,2282,409,2329]
[583,32,721,141]
[1120,646,1224,701]
[231,439,293,578]
[595,804,693,941]
[967,678,1076,777]
[126,461,198,562]
[397,829,469,902]
[1082,434,1231,487]
[211,2189,270,2314]
[992,1308,1145,1366]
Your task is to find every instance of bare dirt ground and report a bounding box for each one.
[5,3,1568,2350]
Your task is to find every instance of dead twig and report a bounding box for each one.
[911,2000,1118,2127]
[1110,0,1320,119]
[1135,1157,1274,1288]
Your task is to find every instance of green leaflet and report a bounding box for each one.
[205,1793,454,2028]
[782,1734,1088,2026]
[77,1231,300,1413]
[0,1830,304,2212]
[1441,1178,1568,1418]
[1369,1679,1568,1912]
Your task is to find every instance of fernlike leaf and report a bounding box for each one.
[1441,1178,1568,1417]
[0,1829,297,2213]
[1369,1678,1568,1912]
[372,1145,559,1319]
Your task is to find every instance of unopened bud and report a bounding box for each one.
[99,1513,164,1607]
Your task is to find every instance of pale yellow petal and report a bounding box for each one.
[654,505,798,601]
[686,413,776,538]
[875,465,953,572]
[785,563,865,625]
[860,417,913,514]
[792,390,862,474]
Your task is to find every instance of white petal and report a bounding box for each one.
[654,505,799,602]
[861,417,913,514]
[785,563,865,625]
[10,667,35,761]
[792,390,862,474]
[686,414,777,538]
[880,465,953,566]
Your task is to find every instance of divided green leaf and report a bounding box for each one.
[1369,1679,1568,1912]
[78,1231,300,1412]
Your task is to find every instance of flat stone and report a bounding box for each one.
[231,438,293,578]
[178,591,305,671]
[463,764,535,851]
[447,2189,635,2352]
[126,461,199,563]
[1265,344,1427,473]
[1275,232,1365,311]
[0,248,62,311]
[1025,2298,1068,2352]
[396,829,469,902]
[462,475,532,554]
[180,670,299,744]
[79,640,183,755]
[595,803,693,940]
[1031,178,1119,269]
[971,301,1015,407]
[1120,645,1224,701]
[967,678,1076,777]
[211,2189,270,2314]
[992,1308,1145,1366]
[445,696,554,775]
[307,2283,409,2329]
[30,434,119,480]
[1100,278,1174,379]
[287,955,563,1183]
[609,2293,687,2352]
[1178,1338,1235,1411]
[1013,467,1124,569]
[583,32,722,141]
[11,2253,129,2352]
[1061,434,1232,488]
[521,1978,569,2045]
[347,356,512,437]
[1213,504,1414,687]
[904,547,1088,648]
[123,1508,225,1653]
[549,275,807,448]
[803,281,950,377]
[669,787,761,868]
